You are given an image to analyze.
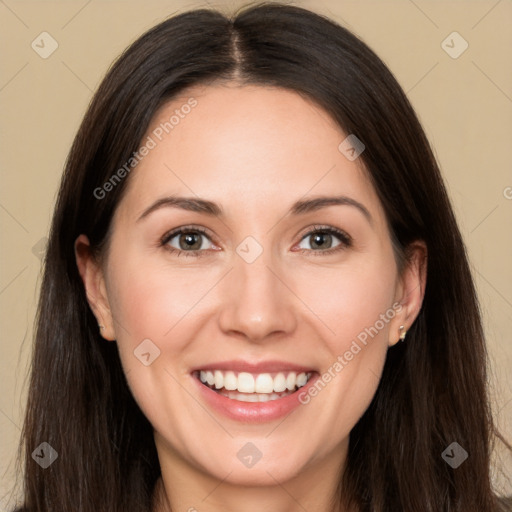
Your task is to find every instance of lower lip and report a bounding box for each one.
[192,373,319,423]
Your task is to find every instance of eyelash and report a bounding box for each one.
[160,224,353,258]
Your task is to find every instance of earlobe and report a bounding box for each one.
[389,240,427,346]
[74,234,116,341]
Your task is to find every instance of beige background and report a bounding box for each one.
[1,0,511,507]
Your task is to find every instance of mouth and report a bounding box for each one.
[190,360,320,422]
[192,369,314,403]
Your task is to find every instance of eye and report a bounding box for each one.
[161,226,216,257]
[160,224,352,258]
[295,225,352,255]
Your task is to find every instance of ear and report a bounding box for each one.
[389,240,427,346]
[74,234,116,341]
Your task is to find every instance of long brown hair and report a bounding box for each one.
[12,2,510,511]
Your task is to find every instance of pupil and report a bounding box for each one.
[312,232,331,249]
[180,232,201,250]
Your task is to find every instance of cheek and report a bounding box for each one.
[103,255,168,373]
[103,256,199,425]
[104,250,221,387]
[289,255,397,434]
[293,255,398,348]
[107,250,206,340]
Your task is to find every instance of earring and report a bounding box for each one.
[399,325,407,342]
[98,324,105,331]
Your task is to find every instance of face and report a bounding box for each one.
[76,82,424,488]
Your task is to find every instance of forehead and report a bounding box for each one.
[116,83,386,229]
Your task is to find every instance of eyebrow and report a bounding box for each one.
[136,195,372,225]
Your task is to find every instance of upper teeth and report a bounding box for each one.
[198,370,310,394]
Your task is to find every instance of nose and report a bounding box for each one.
[217,250,298,343]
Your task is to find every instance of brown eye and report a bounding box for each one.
[177,232,204,250]
[161,227,215,255]
[296,226,352,253]
[309,232,335,250]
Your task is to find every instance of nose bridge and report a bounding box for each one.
[218,241,297,340]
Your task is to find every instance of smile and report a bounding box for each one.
[190,361,320,422]
[194,370,313,402]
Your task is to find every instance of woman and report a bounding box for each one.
[12,2,511,511]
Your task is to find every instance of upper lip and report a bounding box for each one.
[190,360,317,374]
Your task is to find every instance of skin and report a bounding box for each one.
[75,82,427,512]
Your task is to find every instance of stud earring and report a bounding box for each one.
[399,325,407,342]
[98,324,105,331]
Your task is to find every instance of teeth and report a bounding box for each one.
[255,373,273,393]
[200,370,215,386]
[198,369,312,394]
[238,372,254,393]
[224,371,237,391]
[218,390,295,402]
[286,372,297,390]
[214,370,223,389]
[273,373,287,392]
[297,373,308,387]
